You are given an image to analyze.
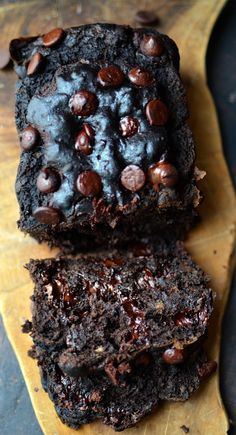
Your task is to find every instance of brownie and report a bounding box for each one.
[35,346,216,431]
[11,24,201,252]
[28,243,213,377]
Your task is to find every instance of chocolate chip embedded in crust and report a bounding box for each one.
[0,48,11,69]
[20,126,39,151]
[27,52,43,76]
[69,90,98,116]
[134,10,159,26]
[198,360,217,380]
[128,67,154,87]
[32,206,62,225]
[148,162,179,190]
[120,116,139,137]
[75,130,93,155]
[162,348,185,364]
[36,168,61,193]
[140,35,164,57]
[98,66,125,88]
[146,99,169,126]
[76,171,102,196]
[42,28,65,47]
[121,165,146,192]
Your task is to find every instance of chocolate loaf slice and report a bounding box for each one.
[28,243,213,376]
[35,346,216,431]
[11,24,201,252]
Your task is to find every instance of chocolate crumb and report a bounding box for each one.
[180,425,190,433]
[21,319,32,333]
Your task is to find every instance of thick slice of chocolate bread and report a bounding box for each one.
[28,243,213,375]
[12,24,201,252]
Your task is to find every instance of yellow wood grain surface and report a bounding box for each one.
[0,1,235,434]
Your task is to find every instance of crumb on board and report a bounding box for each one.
[21,319,32,333]
[180,425,190,433]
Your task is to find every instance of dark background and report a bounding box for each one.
[0,0,235,434]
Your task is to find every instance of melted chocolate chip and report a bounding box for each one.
[98,66,125,88]
[134,10,159,25]
[148,161,179,190]
[140,35,164,57]
[64,291,77,306]
[103,258,124,268]
[75,130,93,155]
[162,348,185,364]
[69,90,98,116]
[120,116,139,137]
[146,99,169,126]
[42,28,65,47]
[32,206,62,225]
[36,168,61,193]
[135,352,151,367]
[27,52,43,76]
[123,299,143,319]
[76,171,102,196]
[175,313,193,328]
[20,126,39,151]
[120,165,146,192]
[128,67,154,87]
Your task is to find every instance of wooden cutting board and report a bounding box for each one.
[0,0,235,434]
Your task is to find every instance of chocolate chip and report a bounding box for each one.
[135,352,151,367]
[134,10,159,25]
[42,28,65,47]
[198,360,217,380]
[32,206,62,225]
[76,171,102,196]
[146,99,169,126]
[140,35,164,57]
[98,66,125,88]
[75,130,93,155]
[69,90,98,116]
[83,123,95,139]
[0,48,11,69]
[175,313,193,328]
[128,67,154,87]
[121,165,146,192]
[20,126,39,151]
[36,168,61,193]
[162,348,185,364]
[64,291,76,306]
[120,116,139,137]
[27,52,43,76]
[148,161,179,190]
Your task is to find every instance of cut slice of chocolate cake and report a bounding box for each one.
[28,243,213,376]
[35,346,216,431]
[11,24,201,252]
